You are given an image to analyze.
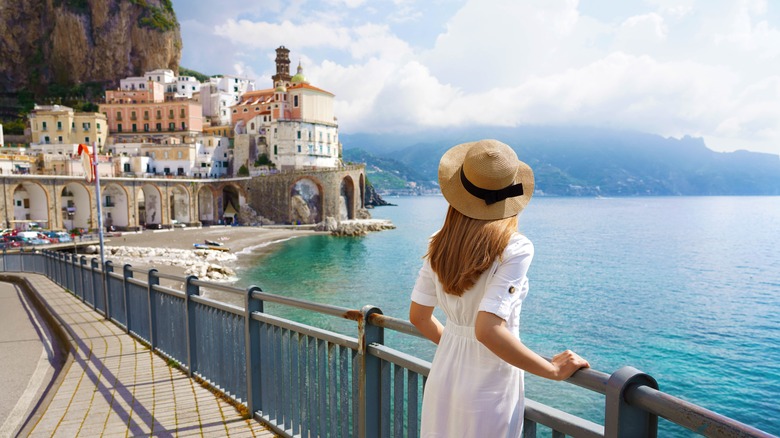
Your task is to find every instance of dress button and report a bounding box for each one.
[508,286,516,294]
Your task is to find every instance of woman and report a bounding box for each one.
[409,139,589,437]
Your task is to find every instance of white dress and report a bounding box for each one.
[411,233,534,438]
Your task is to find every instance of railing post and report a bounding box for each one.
[78,256,85,302]
[244,285,264,416]
[104,260,114,321]
[605,366,659,438]
[358,305,384,438]
[90,258,100,312]
[123,264,133,334]
[184,275,199,377]
[147,269,159,350]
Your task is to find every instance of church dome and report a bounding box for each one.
[291,61,308,84]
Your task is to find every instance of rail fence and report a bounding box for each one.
[1,249,774,438]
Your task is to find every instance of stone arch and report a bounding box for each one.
[169,184,191,225]
[221,183,244,225]
[340,176,355,220]
[11,182,49,230]
[60,182,91,231]
[102,183,130,229]
[137,184,163,228]
[359,173,366,210]
[290,177,323,224]
[198,186,216,224]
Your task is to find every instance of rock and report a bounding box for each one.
[329,219,396,236]
[0,0,181,93]
[315,217,339,232]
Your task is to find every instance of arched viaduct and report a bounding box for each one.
[0,166,366,232]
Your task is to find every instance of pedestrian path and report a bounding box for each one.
[9,273,276,438]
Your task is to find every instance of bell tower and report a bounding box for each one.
[272,46,292,87]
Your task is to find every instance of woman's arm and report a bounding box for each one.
[475,311,589,380]
[409,301,444,344]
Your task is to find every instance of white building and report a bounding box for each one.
[201,76,255,126]
[119,76,149,91]
[193,135,231,178]
[231,53,341,171]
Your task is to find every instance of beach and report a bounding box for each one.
[94,219,395,299]
[99,225,327,288]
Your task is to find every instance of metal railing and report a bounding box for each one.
[0,249,774,438]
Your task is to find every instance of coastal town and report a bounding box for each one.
[0,46,394,243]
[0,46,394,279]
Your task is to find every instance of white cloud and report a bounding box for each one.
[176,0,780,154]
[214,19,352,50]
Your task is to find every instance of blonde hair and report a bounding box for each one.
[427,206,518,296]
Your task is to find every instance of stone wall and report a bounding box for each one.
[0,166,366,230]
[247,166,366,224]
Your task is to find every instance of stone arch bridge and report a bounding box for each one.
[0,166,367,232]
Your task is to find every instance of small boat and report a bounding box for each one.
[193,243,231,252]
[204,239,224,246]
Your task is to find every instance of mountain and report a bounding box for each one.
[0,0,181,95]
[341,126,780,196]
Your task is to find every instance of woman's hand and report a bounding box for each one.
[550,350,590,381]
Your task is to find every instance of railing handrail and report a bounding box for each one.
[2,249,774,438]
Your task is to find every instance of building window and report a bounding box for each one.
[164,151,169,159]
[180,108,185,117]
[177,151,182,159]
[57,121,62,131]
[42,121,47,131]
[118,124,123,132]
[85,137,90,143]
[144,123,149,132]
[298,145,302,153]
[131,111,137,120]
[164,167,170,175]
[250,122,255,130]
[181,122,186,130]
[297,130,301,139]
[132,124,137,132]
[123,163,131,172]
[144,111,149,120]
[116,111,122,121]
[156,110,161,119]
[169,110,174,118]
[169,122,175,131]
[294,95,299,107]
[156,123,162,131]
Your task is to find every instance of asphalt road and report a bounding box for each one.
[0,282,59,437]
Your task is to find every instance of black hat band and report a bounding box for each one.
[460,166,524,205]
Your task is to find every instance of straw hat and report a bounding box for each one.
[438,139,534,220]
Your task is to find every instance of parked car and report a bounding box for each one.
[50,231,73,243]
[3,236,26,247]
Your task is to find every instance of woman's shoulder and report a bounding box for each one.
[503,232,534,258]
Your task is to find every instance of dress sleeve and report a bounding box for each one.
[411,259,438,307]
[479,235,534,321]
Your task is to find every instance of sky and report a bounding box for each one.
[173,0,780,155]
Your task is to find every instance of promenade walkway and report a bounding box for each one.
[6,273,276,437]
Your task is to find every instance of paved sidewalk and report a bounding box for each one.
[9,273,276,438]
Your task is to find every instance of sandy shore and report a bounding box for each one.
[100,225,326,282]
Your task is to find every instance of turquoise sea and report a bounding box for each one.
[237,196,780,436]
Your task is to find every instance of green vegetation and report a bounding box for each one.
[1,119,26,135]
[237,165,249,176]
[254,153,275,167]
[131,0,177,32]
[179,67,211,83]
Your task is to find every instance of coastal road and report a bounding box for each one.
[0,282,60,437]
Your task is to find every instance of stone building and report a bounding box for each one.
[232,46,341,173]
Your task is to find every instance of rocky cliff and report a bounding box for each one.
[0,0,181,93]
